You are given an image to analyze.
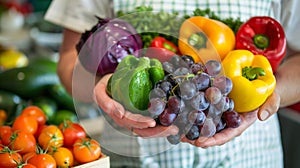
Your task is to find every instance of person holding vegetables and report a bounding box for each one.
[45,0,300,167]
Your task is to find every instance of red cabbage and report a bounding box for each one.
[76,18,143,76]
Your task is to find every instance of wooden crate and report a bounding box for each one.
[74,156,110,168]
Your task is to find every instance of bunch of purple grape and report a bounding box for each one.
[147,55,242,145]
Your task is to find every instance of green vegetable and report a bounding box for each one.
[33,96,58,122]
[52,110,78,125]
[0,57,59,98]
[48,84,75,112]
[108,55,164,115]
[117,6,184,48]
[0,90,24,122]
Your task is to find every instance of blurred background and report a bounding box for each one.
[0,1,299,168]
[0,0,103,140]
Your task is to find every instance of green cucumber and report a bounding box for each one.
[33,97,58,122]
[0,90,24,122]
[0,66,59,98]
[48,84,75,112]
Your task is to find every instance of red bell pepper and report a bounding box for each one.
[235,16,286,72]
[145,36,179,62]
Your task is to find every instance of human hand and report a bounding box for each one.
[94,74,179,137]
[180,91,280,148]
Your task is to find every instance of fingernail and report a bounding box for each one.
[260,110,269,120]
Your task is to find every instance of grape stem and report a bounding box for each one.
[171,73,195,95]
[173,73,195,79]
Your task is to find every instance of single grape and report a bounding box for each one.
[222,111,242,128]
[215,96,230,112]
[190,62,206,75]
[159,108,178,126]
[162,62,175,74]
[205,60,222,77]
[185,125,200,140]
[179,80,197,100]
[173,111,189,133]
[205,86,222,104]
[227,98,235,112]
[200,117,217,137]
[156,80,173,97]
[216,119,226,133]
[173,67,190,76]
[206,104,223,125]
[188,110,206,125]
[181,55,195,67]
[170,55,189,68]
[149,87,167,99]
[167,95,182,114]
[192,72,211,91]
[167,133,182,145]
[190,91,210,111]
[212,75,233,95]
[148,98,166,117]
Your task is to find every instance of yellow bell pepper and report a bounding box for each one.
[178,16,235,63]
[222,50,276,113]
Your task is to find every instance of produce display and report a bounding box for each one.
[0,56,77,125]
[0,105,104,168]
[0,5,287,166]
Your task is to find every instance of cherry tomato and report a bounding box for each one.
[59,120,86,147]
[12,115,38,134]
[0,146,22,168]
[73,137,101,164]
[34,124,48,139]
[51,147,74,168]
[28,153,56,168]
[19,163,37,168]
[0,125,12,145]
[38,125,63,151]
[5,130,36,154]
[21,106,47,126]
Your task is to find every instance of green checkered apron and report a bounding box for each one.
[96,1,283,167]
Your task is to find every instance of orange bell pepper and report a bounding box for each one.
[178,16,235,63]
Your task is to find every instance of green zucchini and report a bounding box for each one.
[0,90,24,121]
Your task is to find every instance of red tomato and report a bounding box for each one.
[0,125,12,145]
[21,106,47,126]
[51,147,74,168]
[34,124,48,139]
[12,115,38,134]
[73,137,101,164]
[58,120,86,147]
[5,130,36,155]
[0,146,22,168]
[38,125,63,151]
[28,153,56,168]
[19,163,37,168]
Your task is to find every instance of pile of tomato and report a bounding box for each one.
[0,105,102,168]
